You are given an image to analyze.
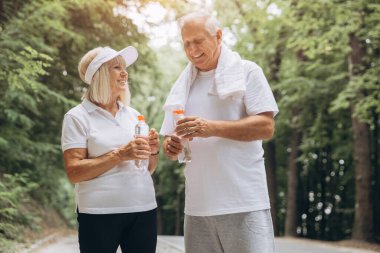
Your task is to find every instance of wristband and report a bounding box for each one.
[151,151,159,156]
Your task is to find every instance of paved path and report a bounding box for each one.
[22,233,378,253]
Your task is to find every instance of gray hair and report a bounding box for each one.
[178,11,220,36]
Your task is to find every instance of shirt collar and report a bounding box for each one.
[81,99,126,113]
[81,99,98,113]
[117,100,126,111]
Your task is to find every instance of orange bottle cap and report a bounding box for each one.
[137,115,145,121]
[173,109,185,114]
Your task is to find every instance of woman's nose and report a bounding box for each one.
[121,71,128,78]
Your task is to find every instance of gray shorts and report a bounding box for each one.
[184,209,276,253]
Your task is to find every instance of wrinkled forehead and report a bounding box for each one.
[182,22,209,41]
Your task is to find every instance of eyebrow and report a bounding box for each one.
[189,36,204,41]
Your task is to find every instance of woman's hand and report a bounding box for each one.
[148,128,159,155]
[118,138,151,161]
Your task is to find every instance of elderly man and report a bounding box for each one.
[160,12,278,253]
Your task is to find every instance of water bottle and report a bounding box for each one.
[135,115,149,170]
[173,109,192,163]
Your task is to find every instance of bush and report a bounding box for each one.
[0,173,38,246]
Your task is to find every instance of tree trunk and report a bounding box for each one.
[373,111,380,239]
[156,197,163,234]
[265,141,278,235]
[351,114,373,241]
[324,131,333,240]
[285,122,301,237]
[265,38,284,237]
[175,188,182,235]
[319,150,327,239]
[0,0,4,23]
[349,34,374,241]
[154,176,163,234]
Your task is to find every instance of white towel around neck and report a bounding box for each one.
[163,44,246,112]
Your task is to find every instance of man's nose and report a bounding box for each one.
[188,44,198,56]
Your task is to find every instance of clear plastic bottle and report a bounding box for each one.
[134,115,149,170]
[173,109,192,163]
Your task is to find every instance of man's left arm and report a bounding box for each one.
[175,111,275,142]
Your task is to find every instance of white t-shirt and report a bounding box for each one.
[61,99,157,214]
[160,61,279,216]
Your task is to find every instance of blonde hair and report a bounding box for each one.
[78,48,130,106]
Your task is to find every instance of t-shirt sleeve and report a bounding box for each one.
[61,114,88,152]
[244,67,279,117]
[159,111,175,136]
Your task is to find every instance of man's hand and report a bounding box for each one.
[175,116,213,139]
[163,135,184,160]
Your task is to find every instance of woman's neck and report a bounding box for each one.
[97,100,119,117]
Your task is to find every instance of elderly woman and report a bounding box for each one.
[61,46,159,253]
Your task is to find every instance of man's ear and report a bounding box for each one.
[216,29,223,44]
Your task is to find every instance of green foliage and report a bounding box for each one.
[0,173,38,243]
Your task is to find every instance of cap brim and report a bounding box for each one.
[118,46,138,67]
[84,46,139,85]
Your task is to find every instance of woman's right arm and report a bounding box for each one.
[64,148,121,184]
[63,138,151,184]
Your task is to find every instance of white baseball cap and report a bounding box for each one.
[84,46,138,85]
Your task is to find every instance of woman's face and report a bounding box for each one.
[109,57,128,98]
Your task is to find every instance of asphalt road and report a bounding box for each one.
[24,234,378,253]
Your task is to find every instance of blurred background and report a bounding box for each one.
[0,0,379,252]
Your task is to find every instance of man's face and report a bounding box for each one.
[181,19,222,71]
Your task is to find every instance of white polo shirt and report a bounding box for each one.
[61,99,157,214]
[160,61,278,216]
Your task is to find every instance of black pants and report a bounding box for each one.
[77,208,157,253]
